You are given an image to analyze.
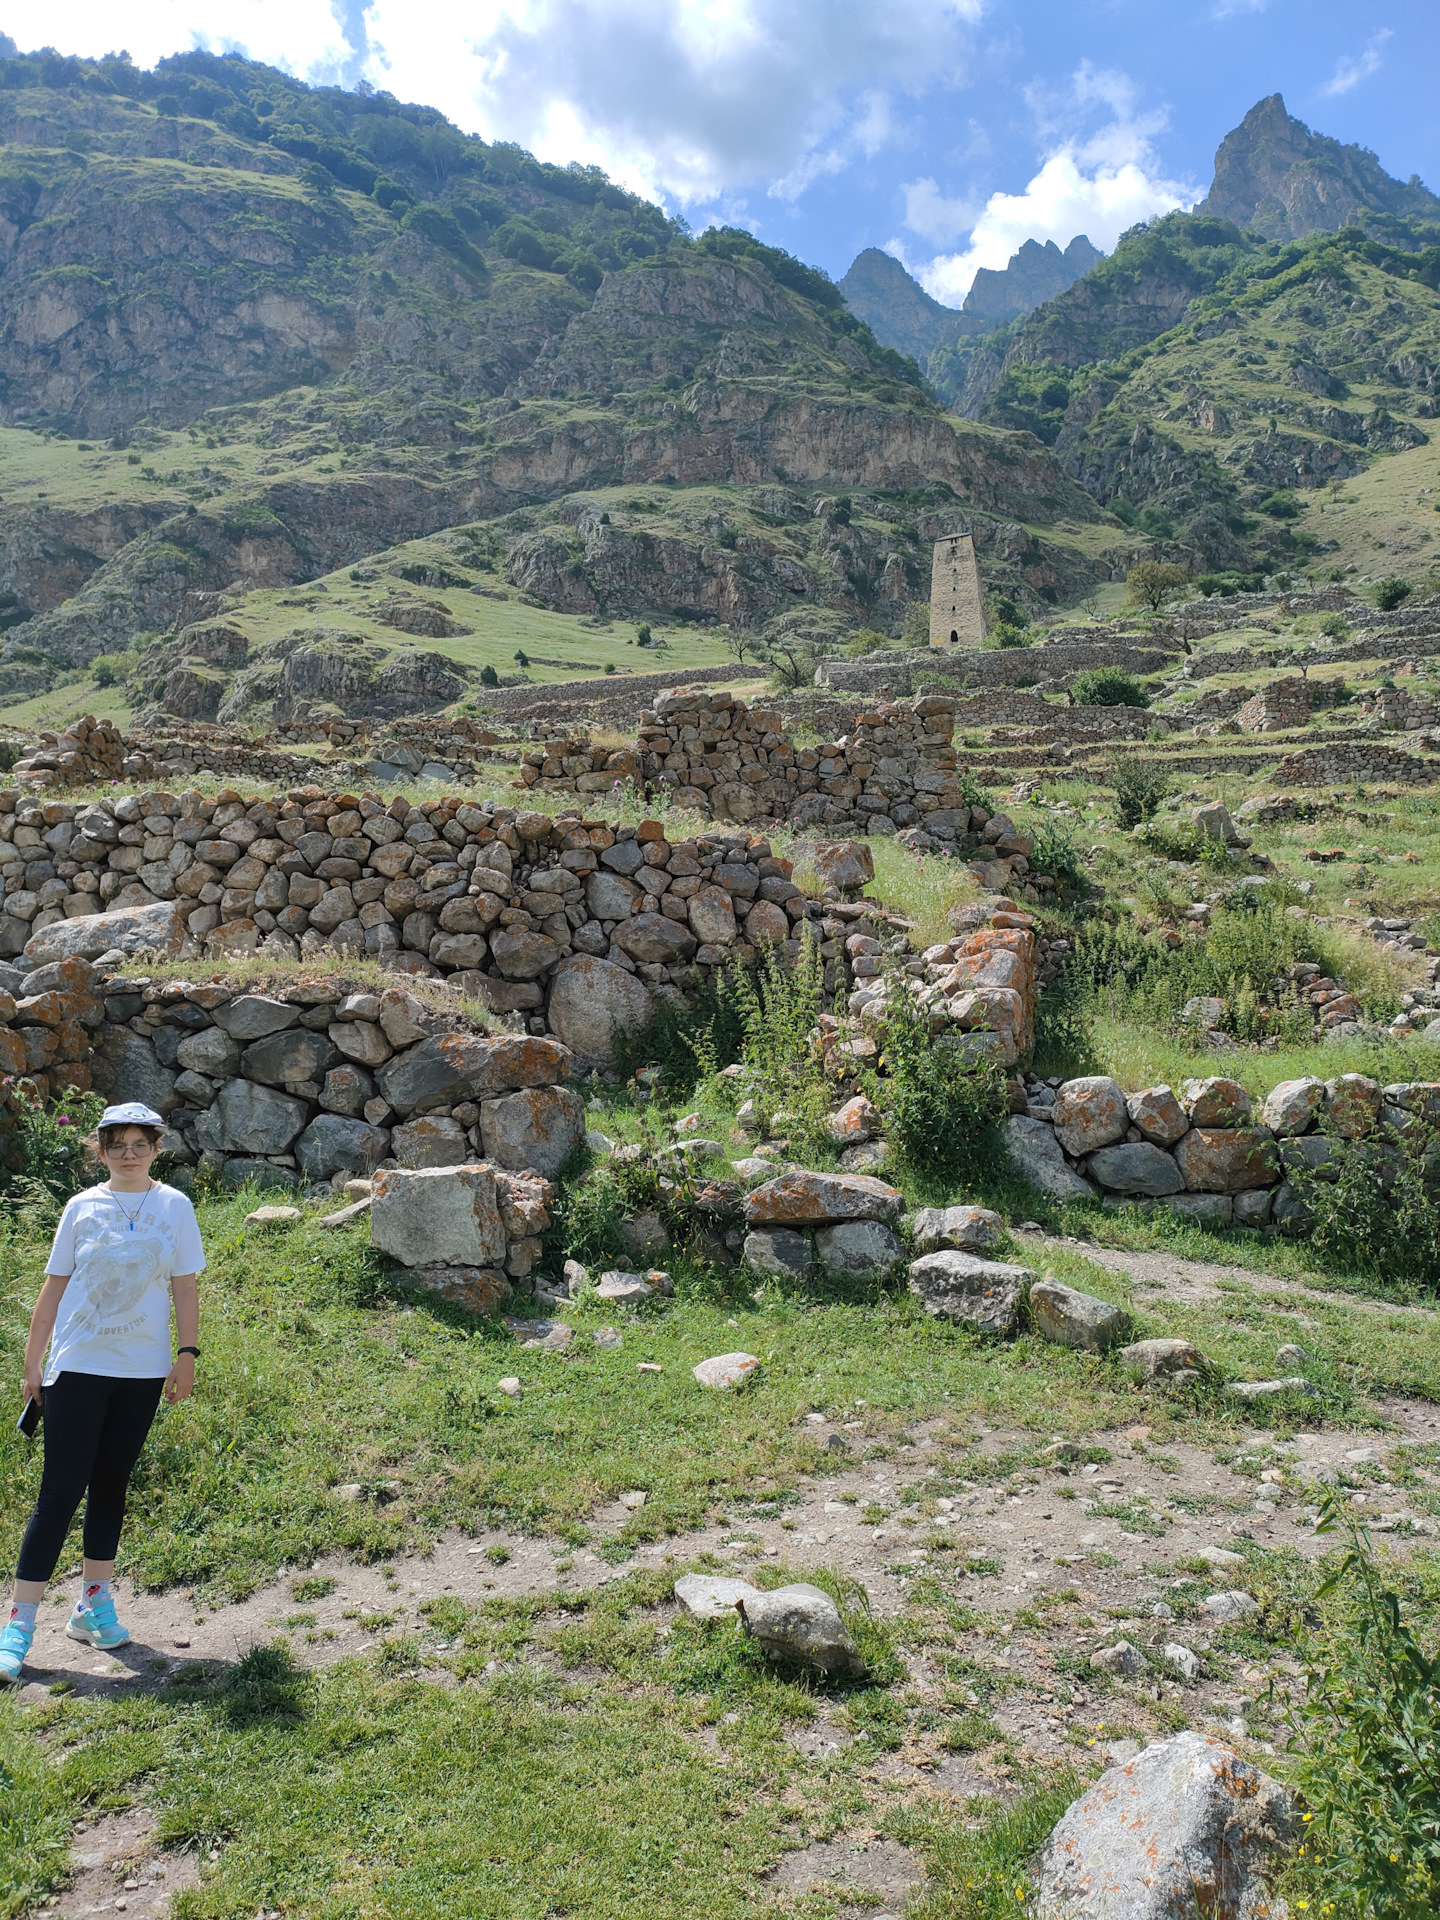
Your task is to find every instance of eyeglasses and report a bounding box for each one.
[106,1140,156,1157]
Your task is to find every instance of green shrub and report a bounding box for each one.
[1111,756,1169,828]
[985,623,1031,650]
[1284,1498,1440,1918]
[479,663,499,687]
[1286,1127,1440,1290]
[1375,578,1413,613]
[1028,817,1085,889]
[1071,668,1148,709]
[1,1084,105,1224]
[611,972,745,1098]
[874,977,1009,1183]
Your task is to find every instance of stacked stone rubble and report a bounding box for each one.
[13,716,124,789]
[1274,741,1440,785]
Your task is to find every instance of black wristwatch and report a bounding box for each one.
[177,1346,200,1359]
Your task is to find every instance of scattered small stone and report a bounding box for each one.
[585,1130,614,1154]
[317,1196,371,1230]
[1162,1643,1201,1681]
[1275,1343,1308,1367]
[693,1352,761,1389]
[1089,1640,1145,1676]
[563,1258,589,1295]
[591,1327,624,1349]
[1202,1590,1258,1621]
[1197,1545,1244,1569]
[244,1204,302,1231]
[1119,1337,1210,1383]
[171,1634,191,1648]
[637,1362,662,1374]
[618,1490,647,1510]
[1229,1377,1314,1400]
[1344,1447,1376,1464]
[1029,1279,1130,1354]
[334,1484,363,1502]
[497,1377,522,1398]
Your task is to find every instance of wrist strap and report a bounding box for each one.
[177,1345,200,1359]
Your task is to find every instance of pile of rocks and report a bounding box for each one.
[515,736,642,796]
[368,1161,558,1313]
[1007,1069,1439,1231]
[635,686,965,836]
[1235,678,1311,733]
[13,716,124,789]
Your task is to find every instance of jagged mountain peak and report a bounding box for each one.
[1198,91,1440,242]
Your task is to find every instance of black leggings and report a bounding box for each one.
[16,1372,165,1583]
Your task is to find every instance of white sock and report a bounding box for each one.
[81,1581,113,1609]
[9,1601,37,1631]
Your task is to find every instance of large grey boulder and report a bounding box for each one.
[98,1026,178,1116]
[908,1251,1032,1335]
[743,1228,813,1282]
[295,1115,390,1181]
[212,995,300,1041]
[1120,1337,1209,1383]
[175,1027,242,1079]
[23,900,183,966]
[584,870,642,921]
[814,1220,903,1281]
[1086,1141,1184,1196]
[686,885,738,945]
[907,1204,1002,1254]
[1029,1280,1129,1354]
[1051,1077,1129,1155]
[240,1027,340,1087]
[215,1078,309,1154]
[369,1164,507,1269]
[743,1170,904,1227]
[1032,1730,1292,1920]
[1004,1117,1097,1203]
[545,956,653,1067]
[479,1085,585,1178]
[613,912,697,965]
[376,1033,571,1115]
[737,1583,865,1677]
[1181,1076,1252,1128]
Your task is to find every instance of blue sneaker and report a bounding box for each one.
[0,1618,33,1684]
[67,1591,129,1650]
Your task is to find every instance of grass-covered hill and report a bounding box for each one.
[964,213,1440,579]
[0,45,1124,699]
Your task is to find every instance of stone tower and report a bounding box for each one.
[928,533,985,647]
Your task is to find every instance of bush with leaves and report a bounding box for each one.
[1071,668,1148,709]
[1111,756,1170,828]
[1285,1122,1440,1291]
[1375,578,1413,613]
[1027,816,1085,890]
[0,1082,106,1226]
[873,976,1009,1183]
[1283,1496,1440,1919]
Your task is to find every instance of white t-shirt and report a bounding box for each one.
[44,1183,206,1385]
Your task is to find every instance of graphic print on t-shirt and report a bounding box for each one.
[45,1185,206,1383]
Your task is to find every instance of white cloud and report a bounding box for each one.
[906,62,1199,305]
[1321,28,1392,98]
[901,177,981,247]
[6,0,352,81]
[358,0,986,208]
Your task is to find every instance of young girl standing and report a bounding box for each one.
[1,1103,204,1684]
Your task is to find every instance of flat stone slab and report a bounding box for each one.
[908,1250,1032,1335]
[674,1574,760,1619]
[243,1205,302,1231]
[743,1170,904,1227]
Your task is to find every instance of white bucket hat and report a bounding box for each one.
[98,1103,166,1130]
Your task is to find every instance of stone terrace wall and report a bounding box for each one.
[0,952,566,1305]
[1274,741,1440,785]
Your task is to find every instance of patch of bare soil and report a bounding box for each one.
[765,1836,927,1916]
[38,1807,200,1920]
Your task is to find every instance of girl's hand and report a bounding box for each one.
[164,1353,195,1405]
[22,1359,42,1406]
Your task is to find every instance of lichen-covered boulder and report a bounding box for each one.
[737,1583,865,1678]
[1051,1077,1128,1156]
[1173,1128,1279,1192]
[1032,1731,1292,1920]
[214,1077,308,1154]
[1126,1085,1189,1146]
[545,956,653,1067]
[744,1171,904,1227]
[1325,1072,1382,1139]
[814,1220,903,1280]
[1259,1076,1324,1137]
[370,1164,507,1269]
[479,1084,585,1178]
[742,1228,813,1282]
[1181,1077,1252,1128]
[392,1115,470,1169]
[295,1115,390,1181]
[906,1204,1003,1254]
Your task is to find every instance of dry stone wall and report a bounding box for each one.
[1273,741,1440,785]
[1009,1067,1439,1234]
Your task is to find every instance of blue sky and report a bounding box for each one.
[8,0,1439,306]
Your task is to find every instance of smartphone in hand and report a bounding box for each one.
[16,1396,40,1439]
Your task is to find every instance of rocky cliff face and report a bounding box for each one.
[1198,94,1440,243]
[836,249,982,362]
[963,236,1103,322]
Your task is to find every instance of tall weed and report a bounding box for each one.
[1286,1126,1440,1291]
[874,977,1010,1184]
[1283,1497,1440,1919]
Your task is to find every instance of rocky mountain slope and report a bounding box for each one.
[1198,93,1440,244]
[0,46,1121,704]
